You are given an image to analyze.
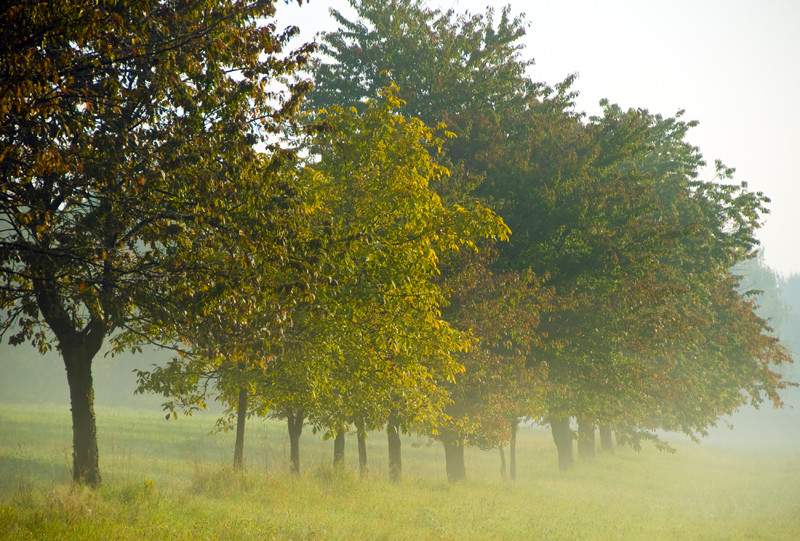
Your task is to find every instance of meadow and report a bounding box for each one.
[1,403,798,540]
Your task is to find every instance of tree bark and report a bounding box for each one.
[287,410,303,475]
[357,430,369,478]
[550,417,574,471]
[387,421,402,482]
[333,429,345,469]
[599,424,614,454]
[233,384,248,470]
[443,436,466,482]
[63,345,101,487]
[499,446,507,480]
[509,418,518,481]
[36,275,105,487]
[577,417,596,459]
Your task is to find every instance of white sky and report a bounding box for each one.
[276,0,800,277]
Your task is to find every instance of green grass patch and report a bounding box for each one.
[1,403,798,539]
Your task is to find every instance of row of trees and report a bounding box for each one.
[1,0,793,486]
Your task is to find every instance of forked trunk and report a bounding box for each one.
[577,417,596,459]
[550,417,574,471]
[37,274,105,487]
[443,436,466,482]
[287,411,303,475]
[599,424,614,453]
[387,421,402,482]
[233,385,248,470]
[63,345,101,487]
[509,418,518,481]
[333,429,345,468]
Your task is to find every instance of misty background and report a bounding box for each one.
[2,0,798,454]
[3,257,799,449]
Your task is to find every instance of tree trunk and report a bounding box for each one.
[37,275,106,487]
[499,446,507,480]
[599,424,614,454]
[443,436,466,482]
[550,417,574,471]
[333,429,345,469]
[233,385,248,470]
[509,418,518,481]
[387,421,402,482]
[357,430,369,478]
[577,417,596,459]
[63,345,101,487]
[287,411,303,475]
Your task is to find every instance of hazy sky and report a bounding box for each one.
[277,0,800,277]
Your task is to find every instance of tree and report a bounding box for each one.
[530,104,795,462]
[308,0,554,479]
[434,245,554,481]
[130,157,327,471]
[307,0,533,207]
[0,0,313,486]
[274,86,509,478]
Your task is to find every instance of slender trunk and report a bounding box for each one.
[442,436,466,482]
[509,418,518,481]
[233,384,248,470]
[63,345,101,487]
[550,417,574,472]
[333,429,345,469]
[287,411,303,475]
[577,417,596,459]
[499,446,507,480]
[357,427,369,478]
[387,421,402,482]
[599,424,614,454]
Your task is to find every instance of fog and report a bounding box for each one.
[0,343,167,410]
[696,388,800,450]
[2,339,798,452]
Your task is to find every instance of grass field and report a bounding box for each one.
[1,403,799,540]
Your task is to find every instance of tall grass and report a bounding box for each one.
[1,403,798,539]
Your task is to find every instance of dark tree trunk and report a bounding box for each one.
[599,424,614,453]
[443,436,466,482]
[550,417,574,472]
[37,276,106,487]
[499,446,507,480]
[509,418,518,481]
[357,429,369,478]
[387,421,402,482]
[287,411,303,475]
[63,345,101,487]
[333,429,345,469]
[577,417,596,459]
[233,384,248,470]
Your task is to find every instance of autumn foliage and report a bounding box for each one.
[1,0,794,486]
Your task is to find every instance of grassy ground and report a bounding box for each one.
[1,404,798,540]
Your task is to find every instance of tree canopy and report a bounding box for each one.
[308,0,795,475]
[1,0,314,486]
[2,0,794,487]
